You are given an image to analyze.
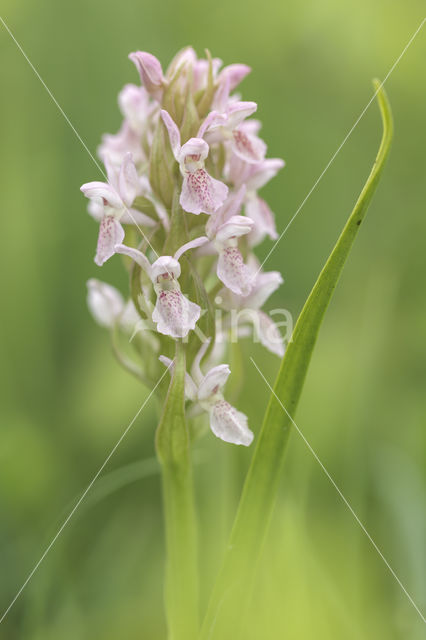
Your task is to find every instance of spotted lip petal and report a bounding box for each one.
[217,246,253,296]
[209,400,253,446]
[95,217,125,266]
[180,169,228,215]
[152,290,201,338]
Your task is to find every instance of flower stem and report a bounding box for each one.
[156,341,199,640]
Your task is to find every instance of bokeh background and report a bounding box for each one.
[0,1,425,638]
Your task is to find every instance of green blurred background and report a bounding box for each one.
[0,0,425,638]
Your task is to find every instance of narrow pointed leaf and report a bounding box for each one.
[200,81,393,640]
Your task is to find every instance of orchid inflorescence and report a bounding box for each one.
[82,47,286,447]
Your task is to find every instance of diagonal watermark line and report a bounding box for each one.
[257,17,426,277]
[250,357,426,624]
[0,365,170,625]
[0,15,165,263]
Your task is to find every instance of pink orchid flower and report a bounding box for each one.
[205,188,254,295]
[87,279,139,331]
[199,102,266,164]
[81,153,156,266]
[220,260,285,357]
[160,110,228,215]
[114,237,208,338]
[80,153,155,266]
[227,156,285,246]
[160,341,253,446]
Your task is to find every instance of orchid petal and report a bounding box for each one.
[197,111,227,139]
[232,129,266,164]
[174,236,209,261]
[160,110,181,160]
[215,215,254,244]
[129,51,164,99]
[81,182,123,210]
[209,400,253,446]
[118,153,140,206]
[254,310,285,357]
[218,64,251,91]
[95,217,125,266]
[245,196,278,245]
[87,279,124,327]
[180,138,209,163]
[198,364,231,401]
[245,271,283,309]
[225,101,257,130]
[114,243,152,276]
[180,170,228,215]
[151,256,181,282]
[245,158,285,191]
[216,246,253,296]
[152,290,200,338]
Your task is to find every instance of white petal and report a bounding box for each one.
[245,196,278,246]
[81,181,123,210]
[215,215,254,244]
[118,153,140,206]
[174,236,209,261]
[152,290,200,338]
[198,364,231,401]
[87,279,124,327]
[254,311,285,357]
[217,247,253,296]
[95,216,125,266]
[151,256,180,282]
[245,271,283,309]
[160,110,181,160]
[180,137,209,163]
[209,400,253,446]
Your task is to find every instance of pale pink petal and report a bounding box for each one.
[152,290,200,338]
[160,110,181,160]
[118,84,150,131]
[215,215,254,244]
[198,365,231,401]
[254,310,285,357]
[81,182,122,210]
[95,216,125,266]
[114,243,152,276]
[118,153,140,206]
[245,158,285,191]
[174,236,209,261]
[225,101,257,130]
[197,111,227,139]
[245,196,278,245]
[180,138,209,163]
[209,400,253,446]
[232,129,266,164]
[129,51,164,100]
[159,355,198,400]
[180,170,228,215]
[218,63,251,91]
[217,247,253,296]
[151,256,180,282]
[87,279,124,327]
[120,208,157,227]
[245,271,283,309]
[206,186,247,237]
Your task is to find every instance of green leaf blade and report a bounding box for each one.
[200,82,393,640]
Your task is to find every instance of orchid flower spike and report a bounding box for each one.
[160,110,228,215]
[81,153,155,266]
[160,344,254,446]
[114,237,208,338]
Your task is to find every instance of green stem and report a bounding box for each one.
[200,81,393,640]
[156,341,199,640]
